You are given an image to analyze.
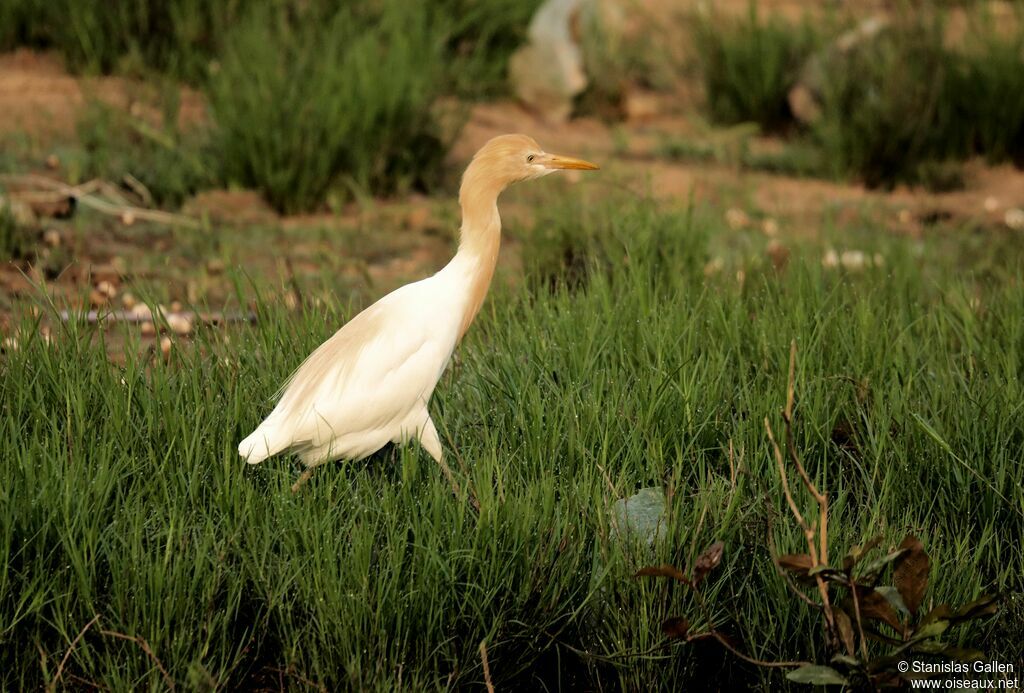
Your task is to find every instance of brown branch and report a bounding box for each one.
[767,340,837,645]
[849,575,870,661]
[49,614,100,693]
[783,341,829,566]
[0,173,202,228]
[688,631,809,669]
[99,629,174,690]
[479,640,495,693]
[765,509,823,609]
[59,309,256,326]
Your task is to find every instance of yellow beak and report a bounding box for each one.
[543,153,600,170]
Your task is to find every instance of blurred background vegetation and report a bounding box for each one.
[1,0,1021,210]
[1,0,1023,690]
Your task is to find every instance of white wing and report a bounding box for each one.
[239,277,459,464]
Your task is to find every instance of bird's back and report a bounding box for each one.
[238,276,461,465]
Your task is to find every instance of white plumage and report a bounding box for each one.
[238,134,598,490]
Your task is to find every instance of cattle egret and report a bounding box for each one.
[238,134,599,492]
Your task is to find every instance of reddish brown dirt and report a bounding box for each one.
[2,46,1023,338]
[0,49,205,141]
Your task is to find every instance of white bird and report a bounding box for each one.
[238,134,599,492]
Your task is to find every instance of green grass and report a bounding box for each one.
[0,0,246,81]
[2,197,1022,689]
[207,2,450,214]
[694,6,1024,189]
[693,5,819,132]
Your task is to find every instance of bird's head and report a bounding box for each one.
[466,134,600,190]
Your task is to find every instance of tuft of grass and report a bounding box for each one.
[2,197,1023,689]
[812,8,1024,188]
[0,201,34,261]
[207,2,450,214]
[693,5,818,132]
[0,0,246,81]
[68,99,215,208]
[439,0,543,98]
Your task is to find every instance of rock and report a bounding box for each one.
[509,0,589,122]
[610,487,667,547]
[140,321,156,336]
[789,16,890,125]
[160,336,172,357]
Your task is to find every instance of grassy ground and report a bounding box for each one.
[2,193,1022,690]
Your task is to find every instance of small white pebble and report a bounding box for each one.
[984,196,999,213]
[725,208,750,231]
[761,218,779,236]
[160,336,172,356]
[96,280,117,298]
[167,314,192,335]
[121,292,136,309]
[43,229,61,247]
[170,301,183,312]
[130,303,152,320]
[841,250,867,271]
[1005,208,1024,231]
[822,249,839,268]
[120,210,136,226]
[140,321,156,336]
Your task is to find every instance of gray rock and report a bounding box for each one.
[610,486,667,547]
[508,0,588,122]
[788,16,890,125]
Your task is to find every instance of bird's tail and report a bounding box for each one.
[238,419,288,464]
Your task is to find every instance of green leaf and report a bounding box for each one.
[951,594,1000,623]
[830,653,862,668]
[842,535,883,573]
[919,604,952,626]
[786,665,849,686]
[875,586,911,618]
[911,618,948,641]
[858,548,908,584]
[941,646,986,662]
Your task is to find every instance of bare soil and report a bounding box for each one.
[1,46,1023,337]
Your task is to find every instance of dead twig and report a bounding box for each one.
[765,340,837,646]
[0,173,201,228]
[479,640,495,693]
[49,614,100,693]
[59,309,257,325]
[99,629,174,690]
[291,467,316,493]
[122,173,154,207]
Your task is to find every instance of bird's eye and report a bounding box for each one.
[526,154,535,163]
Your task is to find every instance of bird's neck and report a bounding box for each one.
[449,164,504,339]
